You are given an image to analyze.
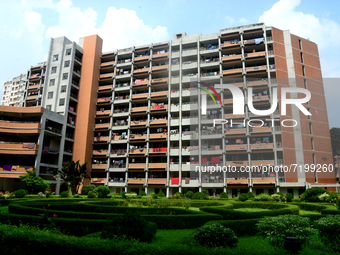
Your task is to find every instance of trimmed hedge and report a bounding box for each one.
[0,224,232,255]
[200,202,299,220]
[204,219,261,236]
[292,202,328,212]
[321,209,340,215]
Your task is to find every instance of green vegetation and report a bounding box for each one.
[19,170,50,194]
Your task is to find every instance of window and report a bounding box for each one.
[304,79,307,89]
[61,85,66,93]
[59,98,65,106]
[64,60,70,68]
[307,108,311,120]
[311,138,314,150]
[53,54,58,61]
[51,67,57,73]
[66,49,71,55]
[309,123,313,134]
[48,92,53,99]
[302,66,306,76]
[300,52,304,63]
[62,73,68,80]
[299,39,302,50]
[46,105,52,110]
[49,79,55,86]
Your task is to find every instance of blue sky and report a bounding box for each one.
[0,0,339,127]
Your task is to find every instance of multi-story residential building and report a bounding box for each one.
[0,23,337,196]
[1,74,27,106]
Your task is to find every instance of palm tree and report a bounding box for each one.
[56,160,89,195]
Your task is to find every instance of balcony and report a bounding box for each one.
[151,78,168,84]
[150,105,168,111]
[250,127,272,133]
[131,120,147,126]
[221,41,241,48]
[153,52,169,58]
[132,93,148,99]
[93,150,109,156]
[250,143,274,150]
[130,149,147,154]
[0,121,41,134]
[96,110,111,116]
[225,128,246,134]
[98,85,112,92]
[100,61,115,67]
[225,144,247,151]
[94,123,110,129]
[131,106,148,112]
[247,80,269,87]
[91,178,107,183]
[251,160,275,166]
[133,67,149,74]
[223,68,242,75]
[134,55,150,61]
[149,147,167,153]
[99,73,113,79]
[130,134,147,140]
[128,178,145,184]
[224,114,245,119]
[222,54,242,61]
[26,95,39,101]
[245,65,267,73]
[92,164,107,169]
[227,178,249,184]
[148,178,167,184]
[149,163,167,168]
[93,136,110,142]
[152,65,169,72]
[246,52,266,58]
[149,133,167,139]
[97,97,112,104]
[133,79,149,86]
[128,163,146,169]
[0,142,38,155]
[226,161,248,167]
[252,178,276,184]
[150,118,167,125]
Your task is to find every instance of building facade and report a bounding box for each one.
[1,74,27,107]
[0,23,337,196]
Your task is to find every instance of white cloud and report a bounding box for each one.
[238,18,249,24]
[259,0,340,77]
[225,16,234,23]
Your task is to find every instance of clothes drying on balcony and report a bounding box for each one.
[171,177,179,185]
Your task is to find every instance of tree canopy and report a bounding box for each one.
[56,160,89,194]
[19,170,50,194]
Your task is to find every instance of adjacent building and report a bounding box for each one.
[0,23,337,196]
[1,74,27,107]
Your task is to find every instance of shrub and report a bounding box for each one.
[318,193,330,202]
[254,194,272,201]
[157,191,165,198]
[45,188,53,198]
[219,192,228,199]
[81,185,96,195]
[292,198,301,202]
[192,192,203,200]
[125,192,137,199]
[193,223,238,248]
[73,194,81,198]
[277,192,284,197]
[120,191,126,199]
[150,192,158,199]
[271,194,281,202]
[300,187,329,202]
[205,219,260,236]
[201,190,209,199]
[95,186,110,198]
[239,193,248,202]
[186,191,194,199]
[14,189,28,198]
[139,191,147,197]
[285,193,293,202]
[60,191,69,198]
[257,215,316,248]
[87,191,96,198]
[316,215,340,252]
[101,211,157,242]
[246,192,254,199]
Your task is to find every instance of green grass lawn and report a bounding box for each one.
[299,209,321,215]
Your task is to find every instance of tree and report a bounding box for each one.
[19,170,50,194]
[330,127,340,157]
[56,160,89,195]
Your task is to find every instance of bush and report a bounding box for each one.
[192,192,203,200]
[101,211,157,242]
[73,194,81,198]
[254,194,272,201]
[292,198,301,202]
[318,193,330,202]
[151,192,158,199]
[205,219,260,236]
[95,186,110,198]
[201,190,209,199]
[271,194,281,202]
[60,191,69,198]
[257,215,316,248]
[14,189,28,198]
[139,191,147,197]
[246,192,254,199]
[186,191,194,199]
[300,187,329,202]
[157,191,165,198]
[285,193,293,202]
[87,191,96,198]
[277,192,284,197]
[120,191,126,199]
[219,192,228,199]
[316,215,340,252]
[125,193,137,199]
[239,193,248,202]
[194,223,238,248]
[81,185,96,195]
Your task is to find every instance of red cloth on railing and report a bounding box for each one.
[171,178,179,185]
[211,157,220,164]
[202,157,207,163]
